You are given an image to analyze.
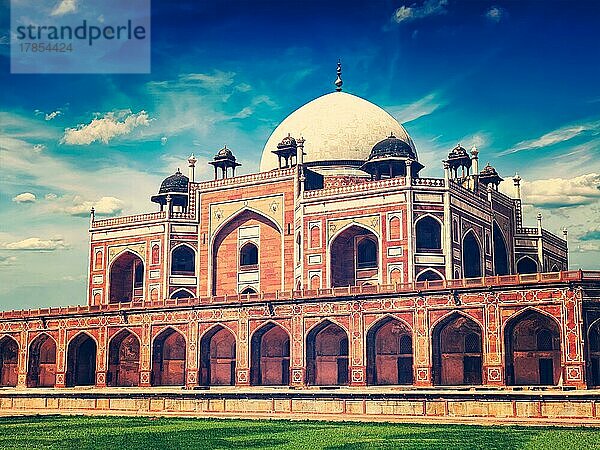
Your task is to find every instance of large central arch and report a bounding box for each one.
[108,330,140,387]
[200,325,236,386]
[27,333,56,388]
[66,333,97,387]
[432,313,483,385]
[211,209,282,296]
[504,310,561,386]
[366,318,413,385]
[306,321,348,386]
[250,323,290,386]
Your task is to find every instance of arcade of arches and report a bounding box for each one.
[0,291,595,390]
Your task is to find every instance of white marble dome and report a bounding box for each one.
[260,91,417,173]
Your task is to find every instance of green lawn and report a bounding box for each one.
[1,416,600,450]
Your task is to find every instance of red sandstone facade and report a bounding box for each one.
[1,84,599,396]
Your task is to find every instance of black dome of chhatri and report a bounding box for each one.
[368,134,417,161]
[158,169,189,194]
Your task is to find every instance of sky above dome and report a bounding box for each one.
[1,0,599,308]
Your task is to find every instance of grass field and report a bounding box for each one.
[1,416,600,450]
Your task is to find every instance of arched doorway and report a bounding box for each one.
[66,333,97,387]
[330,225,378,287]
[171,245,195,275]
[588,321,600,387]
[463,231,482,278]
[250,323,290,386]
[505,310,561,386]
[152,328,186,386]
[27,334,56,388]
[517,256,538,274]
[200,326,236,386]
[432,314,483,385]
[109,251,144,303]
[0,336,18,387]
[366,318,413,385]
[493,222,509,276]
[107,330,140,387]
[306,321,348,385]
[415,216,442,252]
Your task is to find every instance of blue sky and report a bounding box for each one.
[1,0,599,309]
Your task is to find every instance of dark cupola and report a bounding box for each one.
[478,162,503,190]
[151,168,189,212]
[272,133,298,169]
[360,133,423,180]
[446,144,472,179]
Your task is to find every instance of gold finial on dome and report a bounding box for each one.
[334,59,343,92]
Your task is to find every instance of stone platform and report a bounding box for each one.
[1,387,600,426]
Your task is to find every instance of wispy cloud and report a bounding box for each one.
[391,0,448,24]
[50,0,78,16]
[61,110,150,145]
[501,119,600,155]
[45,110,62,121]
[47,195,125,217]
[485,6,508,23]
[387,92,446,124]
[12,192,36,203]
[0,255,17,267]
[1,237,69,251]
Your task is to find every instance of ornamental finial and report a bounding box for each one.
[334,59,343,92]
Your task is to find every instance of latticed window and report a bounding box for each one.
[464,332,481,353]
[536,328,554,351]
[399,334,412,354]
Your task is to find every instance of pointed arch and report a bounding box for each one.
[240,241,259,267]
[27,333,57,388]
[107,329,140,387]
[504,308,561,386]
[151,327,186,386]
[250,322,290,386]
[211,208,282,296]
[306,320,349,386]
[66,332,97,387]
[170,288,194,299]
[431,312,483,385]
[199,324,237,386]
[171,244,196,275]
[588,318,600,387]
[108,249,144,303]
[366,316,413,385]
[329,223,380,288]
[415,268,444,282]
[415,214,442,252]
[462,230,482,278]
[516,256,538,274]
[240,286,258,295]
[0,335,19,387]
[493,221,510,276]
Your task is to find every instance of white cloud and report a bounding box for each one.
[12,192,36,203]
[503,119,600,155]
[50,0,77,16]
[48,195,125,217]
[2,237,69,251]
[521,173,600,208]
[33,143,46,153]
[61,110,150,145]
[160,136,168,146]
[45,110,62,121]
[388,92,446,124]
[392,0,448,24]
[45,193,58,200]
[485,6,507,23]
[0,255,17,267]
